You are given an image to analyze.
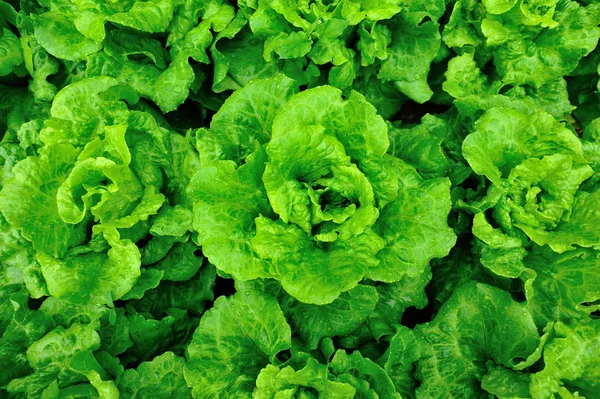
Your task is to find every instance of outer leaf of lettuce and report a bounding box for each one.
[463,107,582,186]
[523,247,600,328]
[32,12,103,61]
[329,349,401,399]
[107,0,175,33]
[0,144,84,258]
[7,322,107,398]
[443,52,493,99]
[252,216,383,304]
[283,284,379,349]
[0,215,49,298]
[379,16,440,103]
[367,266,431,340]
[384,326,430,399]
[132,264,215,318]
[481,365,532,399]
[188,147,272,281]
[472,212,528,278]
[196,74,298,164]
[388,114,450,180]
[118,352,191,398]
[398,283,541,398]
[530,321,600,398]
[37,225,141,306]
[184,289,291,399]
[122,309,197,366]
[210,24,281,93]
[39,76,129,147]
[369,156,455,282]
[0,28,24,76]
[442,1,481,49]
[0,284,54,387]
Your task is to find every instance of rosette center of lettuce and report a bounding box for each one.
[263,123,378,242]
[503,154,592,232]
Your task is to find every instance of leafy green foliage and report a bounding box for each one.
[1,0,600,397]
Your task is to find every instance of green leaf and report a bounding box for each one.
[357,22,392,66]
[442,1,481,48]
[0,285,53,387]
[443,52,493,99]
[211,25,280,93]
[329,350,400,399]
[272,31,313,60]
[0,28,24,76]
[154,55,195,112]
[124,309,196,365]
[188,148,272,281]
[523,247,600,327]
[340,0,402,24]
[37,226,141,305]
[370,157,455,282]
[254,358,356,398]
[21,35,60,102]
[184,289,291,398]
[412,283,541,398]
[86,52,194,113]
[264,124,378,240]
[506,79,575,120]
[398,0,445,25]
[351,73,406,120]
[385,326,430,398]
[367,266,431,340]
[56,156,145,225]
[504,153,592,236]
[252,216,383,305]
[379,16,441,103]
[388,114,449,179]
[472,213,527,278]
[7,323,104,398]
[0,213,49,298]
[33,12,103,61]
[132,264,215,317]
[483,1,600,87]
[481,365,532,398]
[108,0,175,33]
[118,352,191,398]
[483,0,519,14]
[462,107,582,186]
[270,86,397,204]
[0,144,83,258]
[40,76,128,147]
[150,205,193,237]
[196,75,298,164]
[283,285,379,349]
[151,240,202,282]
[104,28,169,69]
[120,268,164,301]
[97,308,134,356]
[581,118,600,191]
[520,188,600,253]
[531,321,600,398]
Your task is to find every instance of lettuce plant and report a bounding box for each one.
[188,75,455,304]
[1,0,600,398]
